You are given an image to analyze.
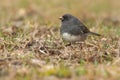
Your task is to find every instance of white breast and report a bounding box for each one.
[62,33,86,42]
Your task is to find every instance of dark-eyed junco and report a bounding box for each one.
[59,14,101,42]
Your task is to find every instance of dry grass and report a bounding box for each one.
[0,0,120,80]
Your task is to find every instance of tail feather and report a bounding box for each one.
[89,32,101,36]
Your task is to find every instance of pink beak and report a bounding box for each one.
[59,17,63,20]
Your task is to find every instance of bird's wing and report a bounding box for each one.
[67,24,88,35]
[72,18,90,34]
[79,23,90,34]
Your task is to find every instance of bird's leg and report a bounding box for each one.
[75,42,84,49]
[62,39,71,47]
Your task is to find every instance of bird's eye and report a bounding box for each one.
[63,16,69,20]
[63,16,67,19]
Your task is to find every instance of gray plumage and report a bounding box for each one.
[59,14,101,42]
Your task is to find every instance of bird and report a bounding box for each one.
[59,14,101,42]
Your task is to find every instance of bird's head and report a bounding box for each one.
[59,14,72,21]
[59,14,80,24]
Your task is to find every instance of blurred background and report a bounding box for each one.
[0,0,120,35]
[0,0,120,24]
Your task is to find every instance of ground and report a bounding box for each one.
[0,0,120,80]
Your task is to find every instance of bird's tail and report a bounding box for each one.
[89,32,101,36]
